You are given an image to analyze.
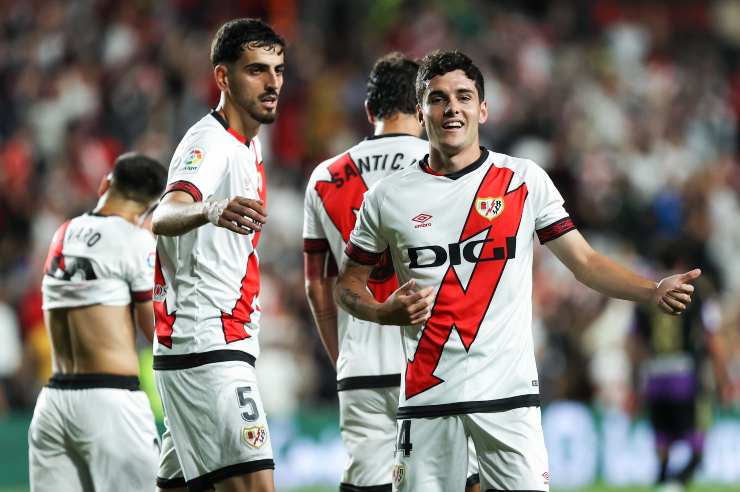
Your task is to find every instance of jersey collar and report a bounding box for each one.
[419,147,489,180]
[210,110,250,147]
[364,133,415,141]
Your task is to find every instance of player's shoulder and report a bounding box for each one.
[352,134,428,154]
[179,113,234,152]
[306,148,352,187]
[488,150,548,183]
[364,156,422,198]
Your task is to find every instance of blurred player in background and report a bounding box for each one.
[335,50,702,492]
[631,243,733,492]
[151,18,283,492]
[29,152,166,491]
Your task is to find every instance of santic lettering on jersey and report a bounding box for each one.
[405,166,527,399]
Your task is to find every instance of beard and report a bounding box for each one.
[243,91,279,124]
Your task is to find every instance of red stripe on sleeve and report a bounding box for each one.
[304,238,330,253]
[132,290,153,302]
[345,241,382,266]
[536,217,576,244]
[165,180,203,202]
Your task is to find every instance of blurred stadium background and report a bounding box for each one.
[1,0,740,490]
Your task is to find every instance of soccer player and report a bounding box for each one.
[630,246,732,492]
[29,153,166,491]
[303,52,427,492]
[334,50,701,492]
[150,18,283,492]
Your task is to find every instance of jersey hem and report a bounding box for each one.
[156,476,186,489]
[336,374,401,391]
[186,458,274,492]
[340,482,392,492]
[47,373,140,391]
[153,349,256,371]
[396,393,540,419]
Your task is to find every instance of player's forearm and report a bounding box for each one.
[572,251,656,303]
[134,302,155,343]
[334,277,384,324]
[306,279,339,367]
[151,200,209,236]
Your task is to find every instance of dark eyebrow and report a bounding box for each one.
[244,63,269,70]
[427,90,447,99]
[457,88,475,95]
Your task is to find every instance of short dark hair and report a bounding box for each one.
[366,52,419,119]
[110,152,167,204]
[210,18,285,67]
[416,50,485,104]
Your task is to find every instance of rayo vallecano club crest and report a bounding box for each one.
[475,196,505,220]
[242,425,267,448]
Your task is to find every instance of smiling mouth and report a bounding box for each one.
[442,120,463,130]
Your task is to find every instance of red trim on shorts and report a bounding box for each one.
[165,180,203,202]
[345,241,381,266]
[44,220,72,274]
[536,217,576,244]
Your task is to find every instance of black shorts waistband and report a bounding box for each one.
[47,373,140,391]
[153,349,256,371]
[396,393,541,419]
[337,374,401,391]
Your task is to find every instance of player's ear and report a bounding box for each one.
[98,173,111,197]
[364,100,375,125]
[214,64,229,92]
[416,104,424,127]
[479,100,488,125]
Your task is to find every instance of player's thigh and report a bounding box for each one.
[393,416,468,492]
[339,387,399,487]
[466,408,549,492]
[81,389,160,490]
[466,436,480,492]
[215,468,274,492]
[155,362,274,489]
[157,417,187,491]
[28,388,89,491]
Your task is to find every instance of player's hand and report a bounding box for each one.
[654,268,701,315]
[378,279,434,326]
[204,196,267,235]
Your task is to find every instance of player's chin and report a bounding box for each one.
[253,110,277,124]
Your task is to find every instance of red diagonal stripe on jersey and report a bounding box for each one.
[315,153,398,302]
[44,220,71,274]
[405,166,528,400]
[154,252,176,348]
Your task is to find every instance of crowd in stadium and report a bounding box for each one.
[0,0,739,425]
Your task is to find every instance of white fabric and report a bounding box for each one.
[303,135,428,381]
[154,113,266,357]
[42,214,155,309]
[349,150,571,409]
[28,387,159,492]
[393,408,549,492]
[155,361,273,482]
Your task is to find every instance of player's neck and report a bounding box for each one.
[216,99,259,141]
[428,141,483,174]
[373,114,422,138]
[93,193,146,225]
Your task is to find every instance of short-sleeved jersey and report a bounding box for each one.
[303,134,428,386]
[42,213,155,309]
[153,111,267,357]
[347,149,576,418]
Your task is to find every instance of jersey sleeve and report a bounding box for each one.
[345,185,387,265]
[528,162,576,244]
[165,138,229,202]
[127,230,156,302]
[303,174,330,254]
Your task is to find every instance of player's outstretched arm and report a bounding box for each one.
[304,251,339,367]
[335,256,434,325]
[546,229,701,315]
[152,190,266,236]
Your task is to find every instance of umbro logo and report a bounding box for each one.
[412,213,432,229]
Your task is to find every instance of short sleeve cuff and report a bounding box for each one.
[165,180,203,202]
[132,290,153,302]
[345,241,382,266]
[303,238,330,254]
[537,217,576,244]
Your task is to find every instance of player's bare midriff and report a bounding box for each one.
[44,304,140,375]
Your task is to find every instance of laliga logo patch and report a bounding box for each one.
[242,425,267,448]
[475,196,504,221]
[181,148,204,174]
[392,464,405,487]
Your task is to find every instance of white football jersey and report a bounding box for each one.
[303,134,428,386]
[42,213,155,309]
[153,112,267,357]
[348,149,576,417]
